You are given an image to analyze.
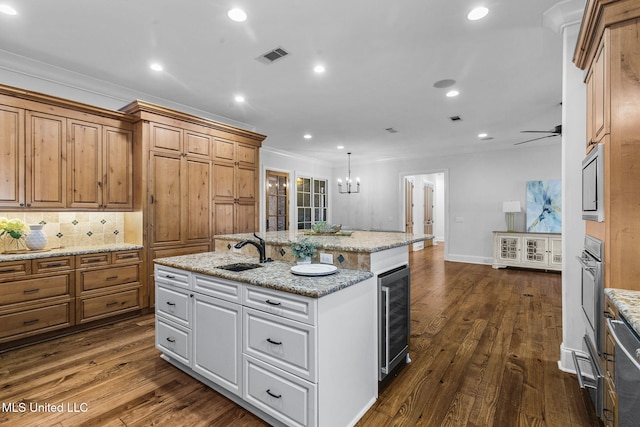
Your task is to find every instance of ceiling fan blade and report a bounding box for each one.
[514,134,558,145]
[521,130,554,133]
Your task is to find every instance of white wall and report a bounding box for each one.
[332,145,561,264]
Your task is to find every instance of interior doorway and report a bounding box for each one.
[265,170,289,231]
[402,172,446,246]
[405,178,414,234]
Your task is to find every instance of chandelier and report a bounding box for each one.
[337,152,360,194]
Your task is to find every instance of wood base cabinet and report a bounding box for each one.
[492,232,562,271]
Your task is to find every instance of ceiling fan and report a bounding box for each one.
[514,124,562,145]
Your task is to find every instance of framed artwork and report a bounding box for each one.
[526,180,561,233]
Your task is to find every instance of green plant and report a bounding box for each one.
[0,217,26,239]
[291,237,317,259]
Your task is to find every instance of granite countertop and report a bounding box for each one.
[154,252,374,298]
[605,288,640,336]
[214,230,432,253]
[0,243,143,262]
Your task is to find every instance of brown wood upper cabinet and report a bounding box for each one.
[67,119,133,210]
[585,30,609,152]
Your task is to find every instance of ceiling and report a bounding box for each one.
[0,1,569,163]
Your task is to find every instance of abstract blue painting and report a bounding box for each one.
[526,180,561,233]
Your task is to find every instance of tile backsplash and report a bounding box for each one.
[0,212,125,248]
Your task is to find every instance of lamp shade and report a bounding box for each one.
[502,201,521,213]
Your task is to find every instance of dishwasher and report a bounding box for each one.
[607,315,640,427]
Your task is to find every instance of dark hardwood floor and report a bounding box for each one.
[0,244,601,426]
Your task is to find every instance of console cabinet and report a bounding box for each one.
[492,232,562,271]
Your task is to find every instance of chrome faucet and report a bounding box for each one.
[234,233,271,263]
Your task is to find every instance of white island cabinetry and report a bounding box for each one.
[154,262,377,427]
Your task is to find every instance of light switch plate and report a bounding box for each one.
[320,252,333,264]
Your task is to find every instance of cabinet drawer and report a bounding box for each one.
[244,285,316,325]
[76,252,111,268]
[156,285,191,327]
[0,274,72,306]
[244,308,316,382]
[32,256,74,273]
[0,260,31,280]
[155,265,190,289]
[0,302,72,341]
[113,250,141,264]
[193,273,241,303]
[156,317,190,366]
[78,287,141,323]
[78,264,139,293]
[243,355,316,427]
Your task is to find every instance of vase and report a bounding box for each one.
[2,235,26,253]
[25,224,47,251]
[297,257,312,265]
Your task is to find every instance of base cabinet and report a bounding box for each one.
[492,232,562,271]
[154,264,376,427]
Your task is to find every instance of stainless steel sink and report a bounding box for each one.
[217,263,263,272]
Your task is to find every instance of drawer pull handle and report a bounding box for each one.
[43,263,63,268]
[121,254,135,259]
[86,258,103,263]
[106,276,119,281]
[266,389,281,399]
[23,319,39,326]
[106,301,119,307]
[265,299,281,306]
[23,288,40,294]
[166,302,176,306]
[165,275,175,279]
[166,337,176,343]
[0,268,18,273]
[266,338,282,345]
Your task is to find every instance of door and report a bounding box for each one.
[423,184,434,235]
[404,179,414,233]
[266,170,289,231]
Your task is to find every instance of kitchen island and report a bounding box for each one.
[153,252,376,427]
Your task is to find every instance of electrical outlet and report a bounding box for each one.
[319,252,333,264]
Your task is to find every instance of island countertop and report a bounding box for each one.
[605,288,640,337]
[154,252,374,298]
[214,230,432,253]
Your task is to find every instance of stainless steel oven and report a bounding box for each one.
[378,264,410,382]
[573,235,604,417]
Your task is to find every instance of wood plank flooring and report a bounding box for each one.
[0,244,601,426]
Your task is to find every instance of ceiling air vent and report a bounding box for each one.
[385,127,398,133]
[256,46,289,64]
[449,115,462,122]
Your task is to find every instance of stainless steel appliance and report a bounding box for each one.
[573,235,604,417]
[582,144,604,222]
[378,264,410,382]
[607,316,640,427]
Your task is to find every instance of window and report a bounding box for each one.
[296,177,328,229]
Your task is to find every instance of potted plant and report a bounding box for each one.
[0,217,27,253]
[291,237,317,264]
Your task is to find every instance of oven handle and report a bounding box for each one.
[606,318,640,370]
[575,256,597,276]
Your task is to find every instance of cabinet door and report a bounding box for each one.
[213,201,235,235]
[237,143,257,167]
[68,120,102,209]
[0,105,24,208]
[103,126,133,209]
[213,137,235,163]
[497,235,520,264]
[213,162,235,200]
[185,157,211,243]
[522,236,549,266]
[149,152,183,246]
[548,237,562,268]
[184,130,211,158]
[150,122,182,153]
[26,111,66,208]
[237,165,257,202]
[193,293,242,396]
[236,202,257,234]
[591,33,609,144]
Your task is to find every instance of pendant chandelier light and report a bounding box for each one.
[337,152,360,194]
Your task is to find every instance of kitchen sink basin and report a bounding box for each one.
[218,263,263,272]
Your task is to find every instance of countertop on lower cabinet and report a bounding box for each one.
[153,252,373,298]
[0,243,143,262]
[605,288,640,336]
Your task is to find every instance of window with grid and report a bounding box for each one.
[296,177,328,229]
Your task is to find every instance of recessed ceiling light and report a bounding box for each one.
[337,146,344,150]
[234,95,245,103]
[150,63,163,72]
[446,90,460,97]
[227,8,247,22]
[478,133,488,138]
[0,5,17,15]
[303,134,312,139]
[467,6,489,21]
[313,65,325,73]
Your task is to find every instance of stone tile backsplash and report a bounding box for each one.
[0,212,125,248]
